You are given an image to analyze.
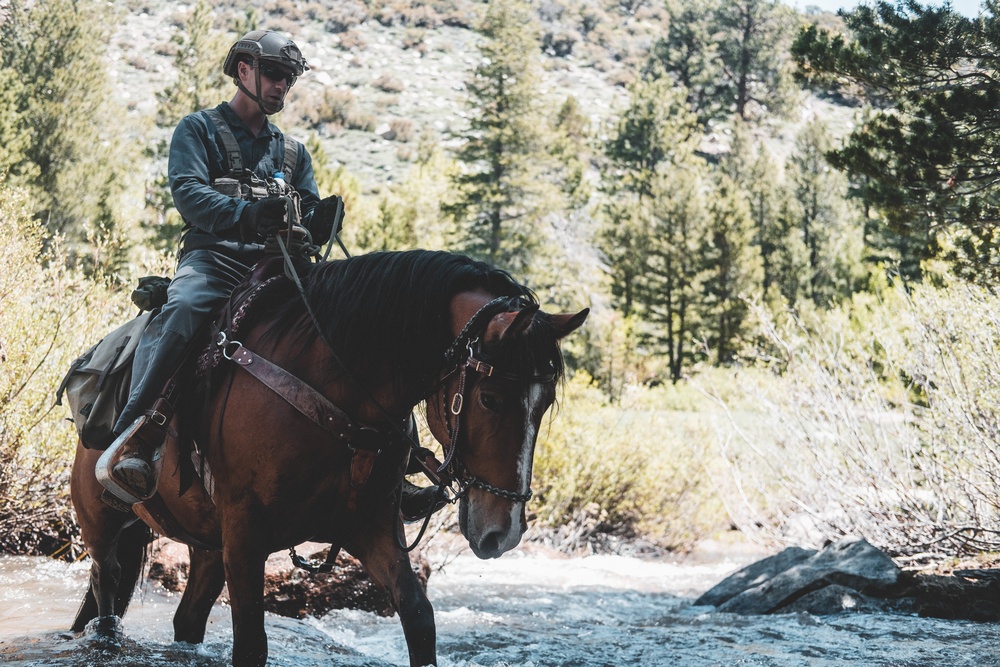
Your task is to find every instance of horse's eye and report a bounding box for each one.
[479,391,503,412]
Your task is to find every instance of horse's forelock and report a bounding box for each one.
[483,312,567,386]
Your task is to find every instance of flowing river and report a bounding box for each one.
[3,545,1000,667]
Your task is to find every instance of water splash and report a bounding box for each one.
[4,552,1000,666]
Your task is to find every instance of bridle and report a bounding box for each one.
[259,243,554,548]
[270,243,553,501]
[422,311,557,507]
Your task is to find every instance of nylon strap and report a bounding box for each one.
[205,107,298,183]
[282,136,299,182]
[205,108,243,175]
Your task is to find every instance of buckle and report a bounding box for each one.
[468,357,493,376]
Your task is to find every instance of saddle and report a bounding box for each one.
[58,258,293,453]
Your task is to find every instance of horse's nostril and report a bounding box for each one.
[478,531,503,556]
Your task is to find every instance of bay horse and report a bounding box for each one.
[69,249,588,667]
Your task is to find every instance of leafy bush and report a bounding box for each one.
[530,373,728,553]
[0,183,130,556]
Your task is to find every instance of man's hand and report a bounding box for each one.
[239,197,288,241]
[308,195,344,246]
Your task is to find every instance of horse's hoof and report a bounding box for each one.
[87,615,124,651]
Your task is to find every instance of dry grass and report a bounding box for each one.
[715,281,1000,560]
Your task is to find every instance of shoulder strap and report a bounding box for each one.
[281,136,300,182]
[205,108,243,175]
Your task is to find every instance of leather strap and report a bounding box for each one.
[134,495,221,551]
[228,343,356,441]
[226,340,396,513]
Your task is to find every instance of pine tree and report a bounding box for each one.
[699,175,764,364]
[445,0,553,274]
[786,119,866,305]
[1,0,130,248]
[715,0,799,120]
[791,2,1000,281]
[601,77,698,317]
[641,161,712,381]
[644,0,725,125]
[549,96,592,211]
[156,0,233,128]
[721,125,809,305]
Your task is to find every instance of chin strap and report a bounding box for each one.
[237,61,284,116]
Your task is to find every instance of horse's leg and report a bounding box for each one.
[71,446,151,644]
[173,547,225,644]
[71,518,150,641]
[221,526,269,667]
[353,528,437,667]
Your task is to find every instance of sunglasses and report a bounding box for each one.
[257,63,297,87]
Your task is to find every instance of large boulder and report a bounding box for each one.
[695,537,900,615]
[694,545,816,607]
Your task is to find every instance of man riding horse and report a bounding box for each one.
[107,30,438,517]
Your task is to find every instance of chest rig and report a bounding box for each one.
[204,107,301,200]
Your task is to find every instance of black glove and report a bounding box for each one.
[239,198,287,242]
[308,195,344,246]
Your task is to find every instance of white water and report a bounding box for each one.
[3,548,1000,666]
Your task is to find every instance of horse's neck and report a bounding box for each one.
[448,289,497,338]
[255,329,411,426]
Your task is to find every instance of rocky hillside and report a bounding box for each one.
[105,0,853,194]
[105,0,645,191]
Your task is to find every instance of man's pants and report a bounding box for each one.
[113,249,259,435]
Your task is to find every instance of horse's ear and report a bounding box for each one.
[484,304,540,344]
[550,308,589,340]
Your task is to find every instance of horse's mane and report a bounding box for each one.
[263,250,539,396]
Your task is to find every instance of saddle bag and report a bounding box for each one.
[56,311,155,450]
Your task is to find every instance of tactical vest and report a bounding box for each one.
[204,107,300,184]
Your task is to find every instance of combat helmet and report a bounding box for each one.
[224,30,308,114]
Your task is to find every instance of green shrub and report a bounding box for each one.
[0,183,130,556]
[530,373,728,553]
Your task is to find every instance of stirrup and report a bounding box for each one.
[96,416,163,504]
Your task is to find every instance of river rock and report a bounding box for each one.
[696,537,900,615]
[694,545,816,607]
[146,539,430,619]
[779,583,899,615]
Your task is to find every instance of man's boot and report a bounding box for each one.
[400,479,446,523]
[108,414,167,501]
